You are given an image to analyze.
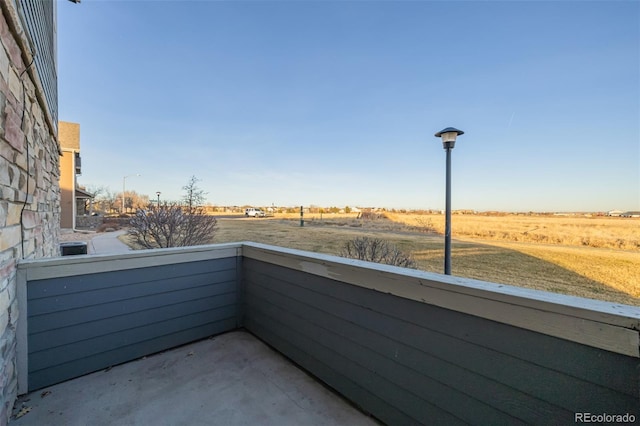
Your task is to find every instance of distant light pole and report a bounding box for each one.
[434,127,464,275]
[156,191,161,208]
[122,174,140,214]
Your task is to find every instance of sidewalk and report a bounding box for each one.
[88,230,132,255]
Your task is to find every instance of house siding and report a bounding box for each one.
[26,257,238,391]
[14,0,57,130]
[243,258,639,425]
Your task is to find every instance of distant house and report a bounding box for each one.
[607,210,624,217]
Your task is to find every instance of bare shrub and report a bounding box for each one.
[358,211,383,220]
[97,221,121,233]
[339,236,417,269]
[128,176,217,249]
[129,203,217,248]
[413,216,435,233]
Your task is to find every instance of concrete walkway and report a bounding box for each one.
[10,331,376,425]
[88,230,132,255]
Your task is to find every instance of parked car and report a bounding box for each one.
[245,208,266,217]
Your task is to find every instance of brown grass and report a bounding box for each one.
[120,212,639,305]
[384,213,640,251]
[210,217,640,306]
[484,241,640,299]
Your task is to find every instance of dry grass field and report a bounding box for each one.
[209,214,640,306]
[384,212,640,251]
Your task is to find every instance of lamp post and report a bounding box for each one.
[156,191,161,208]
[122,174,140,214]
[434,127,464,275]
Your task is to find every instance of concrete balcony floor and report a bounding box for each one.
[11,331,377,425]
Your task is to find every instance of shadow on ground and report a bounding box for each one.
[413,242,639,306]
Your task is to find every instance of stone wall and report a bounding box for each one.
[75,215,103,230]
[0,2,60,424]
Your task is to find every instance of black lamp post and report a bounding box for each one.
[434,127,464,275]
[156,192,161,208]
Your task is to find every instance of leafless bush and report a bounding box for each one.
[413,217,435,233]
[128,177,217,249]
[97,221,121,233]
[339,236,417,269]
[128,203,217,248]
[358,211,383,220]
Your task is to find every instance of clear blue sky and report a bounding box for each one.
[58,0,639,212]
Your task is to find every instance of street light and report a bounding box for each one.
[156,191,161,208]
[122,174,140,214]
[434,127,464,275]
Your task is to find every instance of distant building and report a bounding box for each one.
[58,122,92,229]
[621,211,640,218]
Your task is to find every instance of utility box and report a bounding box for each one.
[60,241,88,256]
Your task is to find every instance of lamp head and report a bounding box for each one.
[434,127,464,149]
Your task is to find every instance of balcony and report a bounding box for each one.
[12,242,640,424]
